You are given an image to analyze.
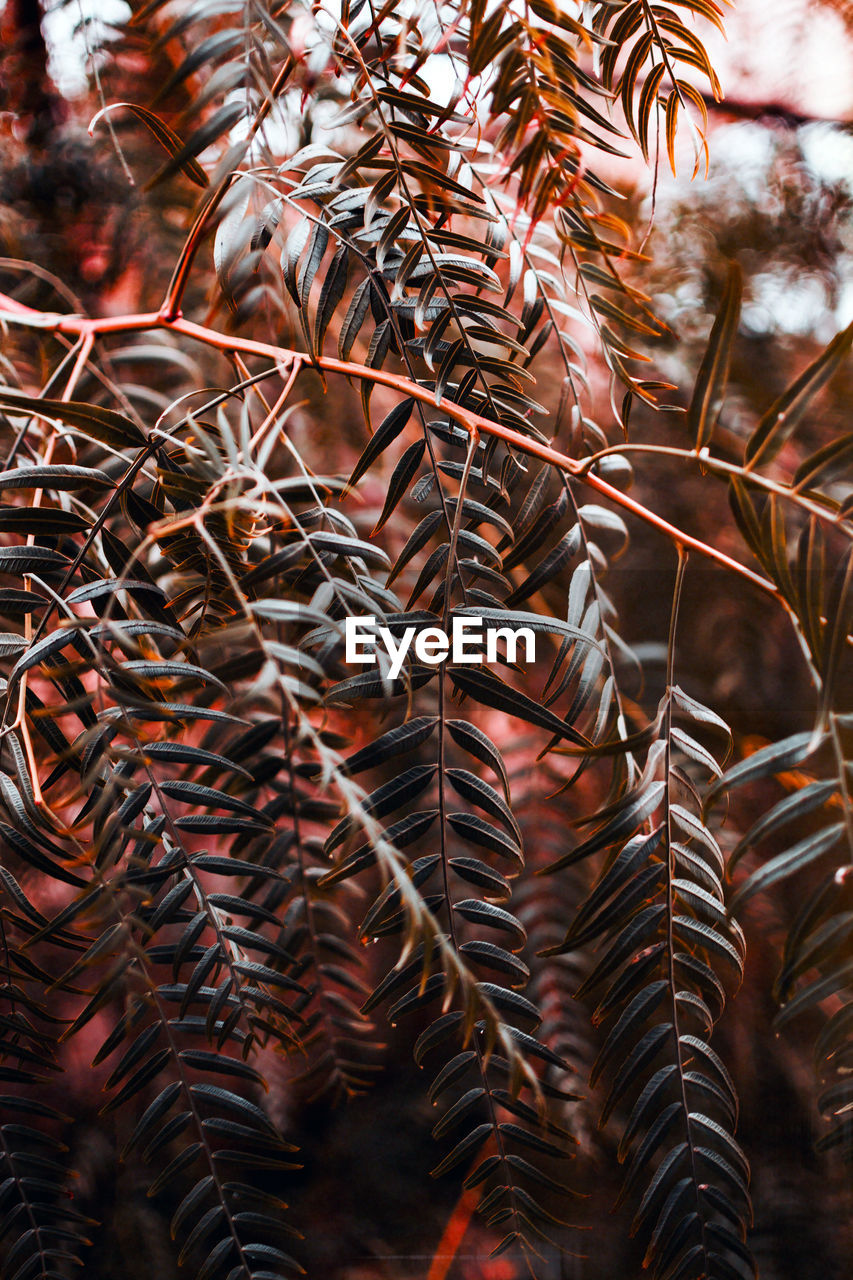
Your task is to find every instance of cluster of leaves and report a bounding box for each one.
[0,3,850,1280]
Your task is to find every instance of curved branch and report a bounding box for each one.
[0,287,781,599]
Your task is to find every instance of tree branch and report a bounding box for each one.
[0,287,784,600]
[702,91,852,132]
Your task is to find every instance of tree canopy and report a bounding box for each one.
[0,3,851,1279]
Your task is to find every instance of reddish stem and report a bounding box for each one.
[0,287,780,600]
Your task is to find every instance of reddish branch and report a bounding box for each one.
[0,284,786,600]
[426,1185,481,1280]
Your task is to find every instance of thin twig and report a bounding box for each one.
[0,287,800,601]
